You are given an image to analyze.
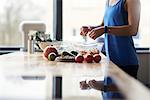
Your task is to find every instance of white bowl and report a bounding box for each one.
[39,41,62,51]
[39,41,104,53]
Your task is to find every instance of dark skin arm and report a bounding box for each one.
[81,0,141,40]
[80,19,104,36]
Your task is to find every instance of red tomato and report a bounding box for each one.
[84,54,93,63]
[43,46,58,59]
[75,54,84,63]
[93,54,101,63]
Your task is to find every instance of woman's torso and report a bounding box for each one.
[103,0,138,66]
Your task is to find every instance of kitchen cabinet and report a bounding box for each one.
[137,49,150,87]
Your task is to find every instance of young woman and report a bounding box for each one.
[80,0,141,99]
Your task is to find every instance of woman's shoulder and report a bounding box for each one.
[126,0,141,5]
[125,0,141,11]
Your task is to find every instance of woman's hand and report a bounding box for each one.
[80,26,93,36]
[89,26,104,40]
[80,80,90,90]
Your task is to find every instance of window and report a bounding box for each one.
[0,0,149,48]
[138,0,150,47]
[63,0,150,48]
[0,0,53,47]
[63,0,106,42]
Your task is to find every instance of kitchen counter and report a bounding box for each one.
[135,41,150,53]
[0,52,106,100]
[108,61,150,100]
[136,48,150,54]
[0,51,149,100]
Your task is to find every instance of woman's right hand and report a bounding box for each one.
[80,26,92,36]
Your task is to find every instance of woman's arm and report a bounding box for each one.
[106,0,141,36]
[80,19,104,36]
[89,0,141,39]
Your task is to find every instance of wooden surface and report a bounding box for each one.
[0,52,149,100]
[0,52,106,77]
[0,52,106,100]
[108,61,150,100]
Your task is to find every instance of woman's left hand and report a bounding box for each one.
[89,26,104,40]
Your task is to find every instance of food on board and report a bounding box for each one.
[93,54,101,63]
[43,46,58,59]
[75,54,84,63]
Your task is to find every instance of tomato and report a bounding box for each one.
[93,54,101,63]
[43,46,58,59]
[75,54,84,63]
[84,54,93,63]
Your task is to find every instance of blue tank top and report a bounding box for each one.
[104,0,138,66]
